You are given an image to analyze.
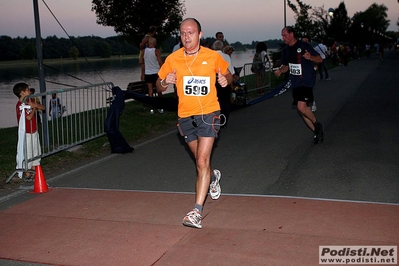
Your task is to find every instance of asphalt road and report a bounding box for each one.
[1,50,398,209]
[0,50,398,266]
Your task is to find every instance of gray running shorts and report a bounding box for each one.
[177,111,221,143]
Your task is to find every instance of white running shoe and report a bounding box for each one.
[182,208,202,229]
[150,109,154,115]
[209,169,221,200]
[311,101,317,112]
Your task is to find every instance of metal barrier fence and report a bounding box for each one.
[241,62,273,97]
[7,82,114,183]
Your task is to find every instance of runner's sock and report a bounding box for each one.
[194,204,203,215]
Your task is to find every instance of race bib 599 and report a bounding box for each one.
[183,76,211,96]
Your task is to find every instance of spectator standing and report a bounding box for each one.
[342,43,350,66]
[365,43,371,58]
[139,26,157,81]
[223,46,239,83]
[254,42,271,93]
[314,40,330,81]
[378,42,384,61]
[172,37,183,52]
[201,40,211,48]
[223,45,234,57]
[13,82,45,181]
[302,35,317,112]
[331,41,338,65]
[212,40,234,127]
[215,31,227,48]
[49,93,62,119]
[139,37,164,114]
[156,18,232,229]
[274,26,324,144]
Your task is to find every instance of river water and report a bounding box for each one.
[0,49,275,128]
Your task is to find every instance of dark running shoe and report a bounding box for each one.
[313,122,324,144]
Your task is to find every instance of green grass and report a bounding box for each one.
[0,99,178,187]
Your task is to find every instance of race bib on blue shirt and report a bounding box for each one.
[289,63,302,75]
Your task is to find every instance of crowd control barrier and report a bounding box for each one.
[6,82,114,183]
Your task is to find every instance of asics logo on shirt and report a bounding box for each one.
[187,77,207,84]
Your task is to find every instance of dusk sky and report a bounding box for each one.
[1,0,398,43]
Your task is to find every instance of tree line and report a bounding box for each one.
[0,34,282,61]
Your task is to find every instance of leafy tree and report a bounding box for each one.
[287,0,315,38]
[338,3,391,48]
[329,2,351,42]
[69,46,79,59]
[91,0,186,47]
[94,40,112,58]
[20,42,36,60]
[311,5,333,44]
[349,3,389,44]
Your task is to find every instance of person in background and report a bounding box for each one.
[13,82,45,182]
[213,40,234,127]
[314,39,330,81]
[378,42,384,61]
[49,93,62,119]
[172,36,183,52]
[365,43,371,58]
[201,39,211,48]
[223,46,239,84]
[156,18,232,229]
[215,31,226,48]
[139,37,164,114]
[254,41,271,93]
[274,26,324,144]
[341,43,350,66]
[302,35,317,112]
[223,45,234,57]
[139,25,157,81]
[331,41,338,65]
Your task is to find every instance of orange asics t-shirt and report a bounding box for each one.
[158,47,229,118]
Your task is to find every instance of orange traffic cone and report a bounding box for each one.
[31,165,52,194]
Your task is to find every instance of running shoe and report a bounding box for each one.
[209,169,221,200]
[158,109,164,114]
[311,101,317,112]
[313,122,324,144]
[182,208,202,229]
[150,109,154,115]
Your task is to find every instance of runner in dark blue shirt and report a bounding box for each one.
[274,26,324,144]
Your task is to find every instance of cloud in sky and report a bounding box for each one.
[0,0,397,43]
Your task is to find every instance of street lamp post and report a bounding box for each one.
[328,8,334,18]
[284,0,286,27]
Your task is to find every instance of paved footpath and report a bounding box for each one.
[0,51,398,266]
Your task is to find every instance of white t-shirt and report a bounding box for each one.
[261,51,271,68]
[216,50,234,75]
[172,42,181,52]
[143,47,160,75]
[314,43,329,59]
